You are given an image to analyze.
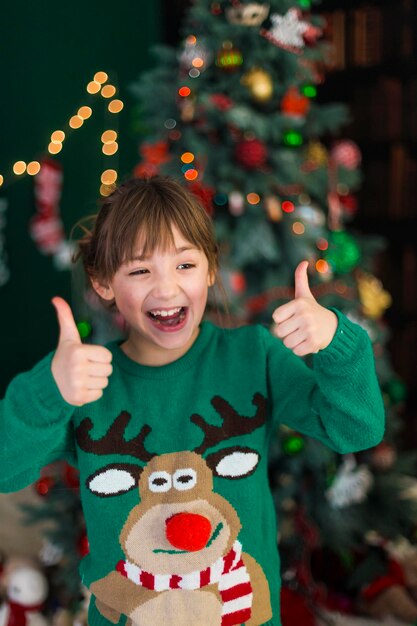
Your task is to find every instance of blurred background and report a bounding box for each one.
[1,1,417,625]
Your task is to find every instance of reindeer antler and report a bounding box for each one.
[191,393,267,455]
[76,411,154,462]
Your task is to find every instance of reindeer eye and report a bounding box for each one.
[148,471,172,493]
[173,468,197,491]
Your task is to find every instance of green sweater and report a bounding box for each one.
[0,312,384,626]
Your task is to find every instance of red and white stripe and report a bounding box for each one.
[116,540,253,625]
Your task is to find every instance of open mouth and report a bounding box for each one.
[147,306,187,328]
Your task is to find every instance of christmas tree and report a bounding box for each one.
[128,0,417,618]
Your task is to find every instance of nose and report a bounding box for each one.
[151,272,180,300]
[166,513,212,552]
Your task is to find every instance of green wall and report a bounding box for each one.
[0,2,160,394]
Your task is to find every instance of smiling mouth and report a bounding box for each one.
[147,307,187,327]
[153,522,224,554]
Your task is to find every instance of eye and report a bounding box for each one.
[129,268,149,276]
[148,471,172,493]
[173,468,197,491]
[177,263,195,270]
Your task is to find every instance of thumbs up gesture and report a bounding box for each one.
[272,261,338,357]
[51,297,113,406]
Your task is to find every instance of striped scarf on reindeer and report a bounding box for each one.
[116,539,253,625]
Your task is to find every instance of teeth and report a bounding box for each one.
[150,307,182,317]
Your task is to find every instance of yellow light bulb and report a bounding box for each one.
[78,106,92,119]
[108,99,124,113]
[101,130,117,144]
[181,152,194,164]
[0,175,4,186]
[51,130,65,143]
[101,84,116,98]
[13,161,26,175]
[27,161,41,176]
[69,116,84,129]
[87,80,101,94]
[101,169,118,185]
[48,142,63,154]
[100,183,114,197]
[102,142,118,156]
[94,71,108,84]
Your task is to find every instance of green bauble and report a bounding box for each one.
[282,434,305,455]
[325,230,361,273]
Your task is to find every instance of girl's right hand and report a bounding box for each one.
[51,297,113,406]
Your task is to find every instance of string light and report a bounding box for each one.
[178,86,191,97]
[94,71,108,84]
[317,238,329,251]
[87,81,101,94]
[181,152,194,164]
[27,161,41,176]
[0,176,3,187]
[101,85,116,98]
[247,193,260,205]
[100,183,115,197]
[186,35,197,45]
[101,130,118,144]
[48,142,63,154]
[184,168,198,180]
[292,221,305,235]
[316,259,329,274]
[13,161,27,175]
[69,116,83,129]
[102,142,118,156]
[282,201,295,213]
[108,99,124,113]
[100,169,117,185]
[78,106,92,120]
[51,130,65,143]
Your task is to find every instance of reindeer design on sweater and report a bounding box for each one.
[76,393,273,626]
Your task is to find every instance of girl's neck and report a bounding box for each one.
[120,327,201,367]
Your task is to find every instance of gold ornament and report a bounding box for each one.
[241,67,273,103]
[305,141,328,168]
[226,3,270,26]
[358,272,392,319]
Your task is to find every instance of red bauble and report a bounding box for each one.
[188,181,216,215]
[210,93,234,111]
[78,533,90,557]
[281,587,316,626]
[63,462,80,489]
[281,87,310,118]
[235,137,268,169]
[330,140,362,170]
[35,476,54,496]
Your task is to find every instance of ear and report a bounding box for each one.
[207,270,216,287]
[91,278,115,301]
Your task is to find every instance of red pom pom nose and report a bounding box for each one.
[166,512,212,551]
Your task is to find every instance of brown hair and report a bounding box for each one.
[75,176,220,284]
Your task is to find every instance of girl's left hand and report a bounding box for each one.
[272,261,338,357]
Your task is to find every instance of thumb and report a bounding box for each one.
[52,297,81,344]
[294,261,314,299]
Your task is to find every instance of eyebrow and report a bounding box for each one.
[128,246,199,262]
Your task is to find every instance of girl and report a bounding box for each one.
[0,176,384,626]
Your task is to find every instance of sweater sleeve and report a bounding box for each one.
[263,310,385,453]
[0,353,77,492]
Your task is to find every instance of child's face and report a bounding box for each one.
[94,225,214,366]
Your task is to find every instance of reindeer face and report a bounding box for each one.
[119,452,240,574]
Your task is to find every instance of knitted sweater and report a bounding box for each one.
[0,312,385,626]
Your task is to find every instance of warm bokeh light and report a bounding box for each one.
[316,238,329,251]
[247,193,260,205]
[78,106,92,119]
[282,201,295,213]
[101,84,116,98]
[94,71,108,84]
[0,175,4,186]
[292,221,305,235]
[181,152,194,163]
[102,142,118,155]
[192,57,204,68]
[184,168,198,180]
[51,130,65,143]
[101,130,118,144]
[186,35,197,45]
[27,161,41,176]
[178,86,191,97]
[13,161,26,175]
[316,259,329,273]
[69,116,83,129]
[48,142,63,154]
[87,80,101,94]
[101,169,117,185]
[108,99,124,113]
[100,183,115,197]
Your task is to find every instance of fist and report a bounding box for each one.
[272,261,338,356]
[51,297,113,406]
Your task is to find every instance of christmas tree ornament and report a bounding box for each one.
[357,272,392,319]
[230,271,247,294]
[0,198,9,287]
[325,230,361,273]
[241,67,274,103]
[282,433,305,455]
[282,130,303,146]
[216,42,243,71]
[0,565,49,626]
[372,442,397,470]
[339,193,358,217]
[228,190,245,215]
[64,462,80,489]
[39,538,64,566]
[211,2,222,15]
[134,140,171,178]
[330,140,362,170]
[188,180,216,215]
[295,203,325,227]
[210,93,234,111]
[226,3,270,26]
[235,137,268,169]
[326,456,373,508]
[265,196,282,221]
[78,533,90,557]
[281,86,310,119]
[303,141,328,171]
[260,8,310,54]
[30,158,65,255]
[35,476,54,496]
